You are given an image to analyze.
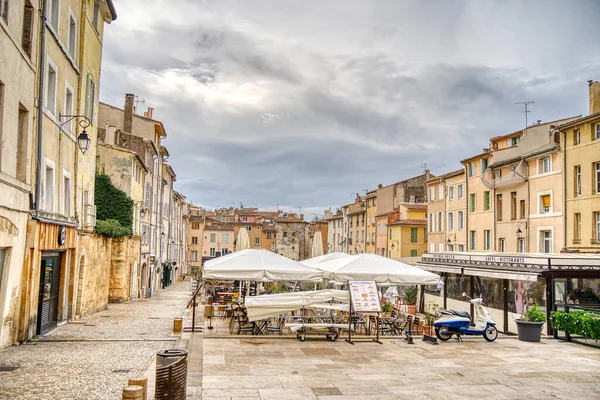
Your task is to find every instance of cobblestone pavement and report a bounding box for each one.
[0,280,191,400]
[202,335,600,400]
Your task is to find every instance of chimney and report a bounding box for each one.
[589,80,600,115]
[124,93,135,133]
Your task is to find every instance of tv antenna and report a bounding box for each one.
[421,163,427,173]
[134,96,146,109]
[515,101,534,128]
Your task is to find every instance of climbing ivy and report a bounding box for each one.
[94,174,133,237]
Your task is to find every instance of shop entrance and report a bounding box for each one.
[37,252,62,334]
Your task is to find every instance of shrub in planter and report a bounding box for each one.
[403,286,418,315]
[515,305,545,342]
[550,310,600,341]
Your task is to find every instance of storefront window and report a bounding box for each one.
[508,280,546,314]
[473,276,503,311]
[565,278,600,305]
[446,273,469,301]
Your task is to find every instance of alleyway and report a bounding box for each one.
[0,281,191,400]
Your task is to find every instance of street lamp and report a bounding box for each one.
[446,234,456,244]
[516,222,526,238]
[140,207,146,219]
[59,114,91,154]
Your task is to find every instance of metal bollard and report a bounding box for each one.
[122,385,144,400]
[128,377,148,400]
[155,349,188,400]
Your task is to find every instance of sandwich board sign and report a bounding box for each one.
[346,280,382,345]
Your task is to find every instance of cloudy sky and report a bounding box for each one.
[100,0,600,218]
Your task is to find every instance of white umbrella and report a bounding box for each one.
[236,228,250,251]
[301,252,350,267]
[316,253,440,285]
[203,249,323,282]
[310,231,324,258]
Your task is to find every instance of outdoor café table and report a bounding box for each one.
[382,317,402,335]
[284,323,352,342]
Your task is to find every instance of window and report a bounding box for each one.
[449,186,454,200]
[429,187,435,201]
[241,216,247,222]
[48,0,59,30]
[468,162,476,177]
[246,226,252,231]
[520,200,526,219]
[1,0,8,23]
[410,228,417,243]
[371,232,375,243]
[540,230,552,253]
[63,171,71,216]
[21,2,34,58]
[210,248,215,257]
[469,193,476,212]
[16,104,28,182]
[496,194,503,221]
[85,75,96,121]
[410,249,418,257]
[64,86,74,133]
[67,10,77,58]
[192,237,198,245]
[447,245,453,252]
[428,213,433,232]
[191,222,200,230]
[511,192,517,220]
[283,232,287,238]
[255,237,260,245]
[507,137,513,147]
[222,233,229,243]
[499,239,505,252]
[481,158,489,173]
[470,231,476,250]
[266,231,272,239]
[437,212,442,232]
[483,191,490,211]
[458,244,464,252]
[457,184,463,198]
[483,230,491,250]
[43,160,55,212]
[575,165,581,196]
[495,169,502,179]
[458,211,464,230]
[191,251,197,262]
[596,124,600,140]
[518,238,525,253]
[46,59,57,115]
[574,129,580,145]
[595,212,600,243]
[271,243,276,251]
[574,213,581,243]
[92,1,100,30]
[438,185,444,199]
[540,157,551,174]
[210,233,216,243]
[595,162,600,194]
[448,212,453,231]
[389,230,392,239]
[540,194,551,214]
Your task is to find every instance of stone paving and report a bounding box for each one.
[200,321,600,400]
[0,280,191,400]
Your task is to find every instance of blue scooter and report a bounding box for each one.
[433,292,498,342]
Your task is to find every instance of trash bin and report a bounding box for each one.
[155,349,188,400]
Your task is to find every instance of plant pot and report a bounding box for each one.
[407,305,416,315]
[515,319,544,342]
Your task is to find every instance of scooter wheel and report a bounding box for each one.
[299,335,306,342]
[435,327,453,341]
[483,325,498,342]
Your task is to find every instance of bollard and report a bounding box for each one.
[173,317,183,333]
[128,377,148,400]
[155,349,188,400]
[122,385,144,400]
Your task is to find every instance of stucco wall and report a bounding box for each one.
[109,236,141,303]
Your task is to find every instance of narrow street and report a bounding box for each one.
[0,281,191,400]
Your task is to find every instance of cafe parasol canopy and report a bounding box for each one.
[203,249,323,282]
[300,252,350,267]
[316,253,440,285]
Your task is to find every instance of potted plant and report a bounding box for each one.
[515,305,546,342]
[403,286,418,315]
[423,301,440,335]
[381,300,394,318]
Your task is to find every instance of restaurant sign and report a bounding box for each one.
[348,280,381,313]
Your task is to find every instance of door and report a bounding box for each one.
[37,252,61,334]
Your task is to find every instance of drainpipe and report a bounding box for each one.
[35,0,48,214]
[561,129,567,249]
[464,164,469,251]
[526,161,531,252]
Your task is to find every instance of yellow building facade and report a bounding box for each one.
[365,190,377,253]
[462,152,494,251]
[386,203,428,258]
[561,81,600,253]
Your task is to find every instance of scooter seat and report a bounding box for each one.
[453,311,471,318]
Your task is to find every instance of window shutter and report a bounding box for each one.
[85,75,92,118]
[21,5,34,57]
[411,228,417,243]
[542,195,550,208]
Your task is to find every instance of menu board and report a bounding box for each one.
[348,280,381,313]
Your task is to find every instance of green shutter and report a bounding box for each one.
[410,249,417,257]
[484,191,490,211]
[411,228,417,243]
[470,194,476,212]
[424,228,427,243]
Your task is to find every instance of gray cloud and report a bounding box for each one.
[101,0,600,212]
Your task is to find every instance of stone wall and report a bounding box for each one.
[109,236,141,303]
[78,234,112,317]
